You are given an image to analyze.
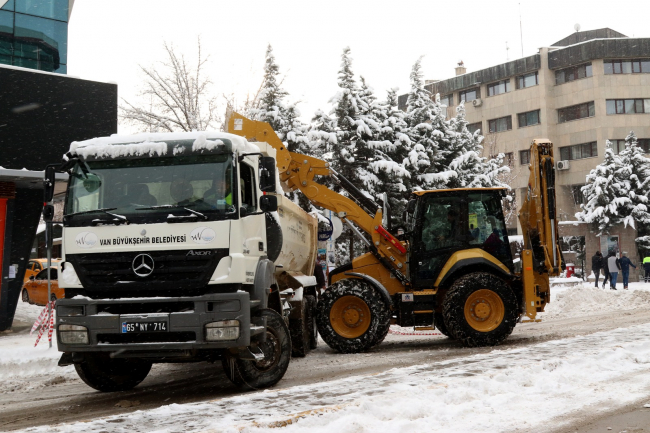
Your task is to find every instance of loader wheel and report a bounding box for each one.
[442,272,517,347]
[434,312,451,338]
[306,295,318,350]
[75,353,152,392]
[222,309,291,390]
[317,279,390,354]
[289,299,310,357]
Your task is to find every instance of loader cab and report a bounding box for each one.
[407,188,514,288]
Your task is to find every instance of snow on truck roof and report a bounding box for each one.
[68,131,260,161]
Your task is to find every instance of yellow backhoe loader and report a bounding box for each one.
[229,113,562,352]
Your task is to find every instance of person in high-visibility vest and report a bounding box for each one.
[644,255,650,283]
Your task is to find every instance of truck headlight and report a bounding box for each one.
[205,320,239,341]
[58,324,89,344]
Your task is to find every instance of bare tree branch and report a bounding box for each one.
[120,36,221,132]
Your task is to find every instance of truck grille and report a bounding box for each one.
[66,249,228,296]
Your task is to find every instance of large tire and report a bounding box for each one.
[289,300,309,357]
[434,312,451,338]
[74,353,152,392]
[222,309,291,390]
[316,279,390,354]
[306,295,318,350]
[442,272,518,347]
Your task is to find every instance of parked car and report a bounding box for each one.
[22,267,63,306]
[24,259,61,283]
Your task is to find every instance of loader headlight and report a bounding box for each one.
[205,320,240,341]
[58,324,89,344]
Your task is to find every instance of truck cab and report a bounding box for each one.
[54,132,310,391]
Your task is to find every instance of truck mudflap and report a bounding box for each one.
[56,292,255,354]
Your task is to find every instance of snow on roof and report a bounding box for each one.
[69,131,259,160]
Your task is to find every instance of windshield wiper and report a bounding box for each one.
[136,205,208,222]
[66,208,130,225]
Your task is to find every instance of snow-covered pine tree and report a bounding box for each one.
[445,104,508,189]
[576,141,631,235]
[405,57,442,190]
[618,131,650,249]
[368,88,412,228]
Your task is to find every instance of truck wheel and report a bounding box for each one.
[316,279,390,354]
[306,295,318,350]
[289,299,310,357]
[74,353,152,392]
[222,309,291,389]
[434,312,451,337]
[442,272,518,347]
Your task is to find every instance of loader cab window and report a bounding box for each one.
[468,192,513,268]
[419,196,467,251]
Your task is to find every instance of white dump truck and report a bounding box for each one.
[49,131,318,391]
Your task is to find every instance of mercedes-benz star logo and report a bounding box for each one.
[132,254,154,277]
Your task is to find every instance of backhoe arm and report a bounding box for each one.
[518,139,563,320]
[228,113,408,283]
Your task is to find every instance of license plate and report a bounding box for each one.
[121,321,168,333]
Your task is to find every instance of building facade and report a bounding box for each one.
[399,29,650,278]
[0,0,73,73]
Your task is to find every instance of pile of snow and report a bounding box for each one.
[541,282,650,320]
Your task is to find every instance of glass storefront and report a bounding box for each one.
[0,0,68,74]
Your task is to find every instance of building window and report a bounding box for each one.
[558,101,595,123]
[519,149,530,165]
[487,79,510,96]
[467,122,481,134]
[503,152,514,167]
[604,59,650,75]
[610,138,650,154]
[440,94,453,106]
[459,88,479,103]
[570,185,586,206]
[517,109,541,127]
[555,63,592,85]
[488,116,512,133]
[516,72,538,89]
[559,142,598,161]
[606,99,650,115]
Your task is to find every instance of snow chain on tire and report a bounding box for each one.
[442,272,518,347]
[221,309,291,390]
[316,279,391,354]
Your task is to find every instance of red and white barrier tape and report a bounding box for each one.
[31,301,55,347]
[388,328,442,336]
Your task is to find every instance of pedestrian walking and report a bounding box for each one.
[602,258,611,289]
[591,251,603,288]
[607,251,622,290]
[643,255,650,283]
[619,252,636,290]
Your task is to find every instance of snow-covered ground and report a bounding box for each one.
[4,282,650,432]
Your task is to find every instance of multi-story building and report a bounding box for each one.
[0,0,73,73]
[399,28,650,277]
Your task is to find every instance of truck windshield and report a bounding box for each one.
[65,154,235,224]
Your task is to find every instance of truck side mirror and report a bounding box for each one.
[44,165,56,203]
[259,156,276,193]
[259,195,278,213]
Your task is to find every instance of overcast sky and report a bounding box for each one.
[67,0,647,133]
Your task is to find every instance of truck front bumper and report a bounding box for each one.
[56,292,255,354]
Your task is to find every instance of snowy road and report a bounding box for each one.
[2,283,650,432]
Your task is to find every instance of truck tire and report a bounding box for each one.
[222,309,291,390]
[289,299,310,357]
[306,295,318,350]
[316,279,390,354]
[442,272,518,347]
[434,312,451,337]
[74,353,152,392]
